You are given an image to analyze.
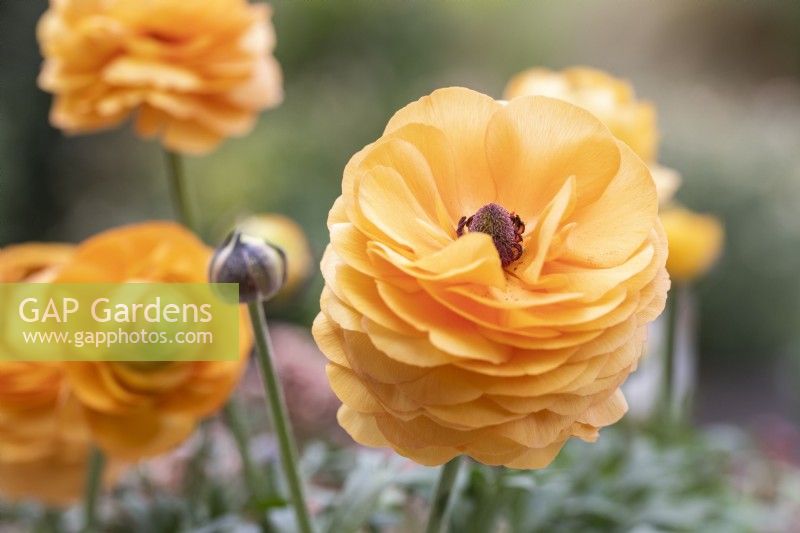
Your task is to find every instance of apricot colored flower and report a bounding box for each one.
[54,222,251,460]
[661,206,724,283]
[0,244,118,505]
[0,243,74,283]
[504,67,680,204]
[37,0,282,155]
[236,214,313,297]
[313,87,669,468]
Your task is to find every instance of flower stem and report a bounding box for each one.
[183,420,212,526]
[224,400,278,531]
[661,284,681,421]
[163,149,196,229]
[42,507,62,531]
[162,148,270,520]
[82,447,105,533]
[248,301,314,533]
[224,401,264,498]
[469,466,501,533]
[425,456,463,533]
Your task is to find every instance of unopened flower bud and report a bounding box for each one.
[209,230,287,303]
[234,214,313,298]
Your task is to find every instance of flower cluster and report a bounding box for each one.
[5,0,285,507]
[21,0,719,512]
[314,87,669,468]
[0,224,252,504]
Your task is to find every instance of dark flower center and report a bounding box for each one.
[457,203,525,267]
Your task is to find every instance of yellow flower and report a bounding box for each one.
[0,244,119,505]
[504,67,680,204]
[37,0,282,155]
[236,214,313,297]
[313,87,669,468]
[54,222,252,460]
[661,206,724,283]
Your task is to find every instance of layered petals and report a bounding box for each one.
[0,244,120,505]
[314,87,669,468]
[504,66,681,205]
[54,222,251,460]
[37,0,282,154]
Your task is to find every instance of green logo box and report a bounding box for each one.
[0,283,241,361]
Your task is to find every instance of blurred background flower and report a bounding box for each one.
[505,67,657,162]
[53,222,251,461]
[0,244,121,507]
[662,205,725,283]
[504,66,681,205]
[36,0,282,155]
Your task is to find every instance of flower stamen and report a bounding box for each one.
[457,203,525,267]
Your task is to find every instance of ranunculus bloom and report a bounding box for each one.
[37,0,282,155]
[54,222,251,460]
[236,214,313,298]
[661,206,724,283]
[0,244,118,505]
[313,88,669,468]
[504,67,680,204]
[0,243,74,282]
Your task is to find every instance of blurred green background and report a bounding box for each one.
[2,0,799,426]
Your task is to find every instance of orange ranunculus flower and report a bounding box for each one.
[313,87,669,468]
[0,243,75,283]
[0,376,101,506]
[0,244,119,505]
[661,206,724,283]
[53,222,251,460]
[37,0,282,155]
[504,67,680,204]
[236,214,313,297]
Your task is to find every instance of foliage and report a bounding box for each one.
[452,425,765,532]
[5,423,792,532]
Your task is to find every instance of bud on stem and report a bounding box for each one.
[209,230,287,303]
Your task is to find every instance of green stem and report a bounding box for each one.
[183,420,212,526]
[248,302,314,533]
[224,401,265,500]
[163,149,196,229]
[425,456,463,533]
[41,508,62,533]
[224,401,277,532]
[82,447,105,533]
[162,149,274,527]
[469,466,501,533]
[661,283,681,421]
[680,287,697,421]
